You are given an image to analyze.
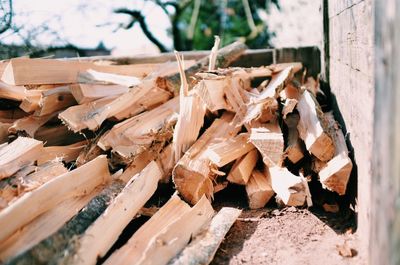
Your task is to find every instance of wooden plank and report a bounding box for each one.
[173,112,241,205]
[206,133,255,167]
[78,69,141,87]
[170,207,241,265]
[249,123,284,167]
[245,169,275,209]
[0,184,105,262]
[297,90,334,161]
[70,83,129,104]
[35,85,77,116]
[136,196,214,265]
[227,149,258,185]
[319,112,353,195]
[0,155,110,242]
[1,58,156,86]
[72,161,162,265]
[0,81,28,101]
[105,195,191,264]
[0,137,43,180]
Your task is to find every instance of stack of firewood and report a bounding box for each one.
[0,40,352,265]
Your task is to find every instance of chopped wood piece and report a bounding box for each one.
[34,124,86,146]
[0,137,43,180]
[0,109,27,120]
[70,83,129,104]
[72,161,162,265]
[75,137,105,167]
[0,122,11,144]
[19,94,41,113]
[78,69,141,87]
[245,169,274,209]
[1,58,152,86]
[319,112,353,195]
[194,79,232,112]
[297,90,335,161]
[157,143,175,183]
[111,87,170,121]
[105,195,191,264]
[0,185,105,262]
[206,133,255,167]
[0,155,110,242]
[250,123,284,167]
[269,62,303,74]
[173,112,241,205]
[59,79,157,132]
[118,151,155,183]
[159,41,247,96]
[0,81,28,101]
[58,96,116,132]
[99,97,178,159]
[35,85,76,116]
[173,51,206,162]
[282,98,298,119]
[208,36,221,71]
[136,196,214,265]
[284,113,304,164]
[37,141,87,165]
[169,207,241,265]
[269,166,310,207]
[227,149,258,185]
[242,67,293,125]
[9,113,55,137]
[6,180,124,264]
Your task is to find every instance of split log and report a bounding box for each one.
[269,166,311,207]
[206,133,255,167]
[283,113,304,164]
[70,83,129,104]
[105,194,191,264]
[75,137,105,167]
[136,196,214,265]
[35,85,76,116]
[297,90,335,161]
[173,51,206,162]
[0,155,110,242]
[245,169,275,209]
[8,113,55,137]
[227,149,258,185]
[1,58,155,86]
[98,97,178,160]
[72,161,162,265]
[0,81,28,101]
[157,143,175,182]
[0,122,11,144]
[6,180,124,264]
[249,123,284,167]
[169,207,241,265]
[37,141,87,165]
[78,69,141,87]
[34,124,86,146]
[59,79,157,132]
[319,112,353,195]
[19,94,41,113]
[282,98,298,119]
[0,184,106,262]
[0,109,27,120]
[0,137,43,180]
[241,66,294,125]
[159,41,247,96]
[173,112,241,205]
[111,87,170,121]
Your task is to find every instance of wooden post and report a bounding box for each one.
[371,0,400,264]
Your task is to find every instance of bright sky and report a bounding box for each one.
[2,0,172,55]
[1,0,322,55]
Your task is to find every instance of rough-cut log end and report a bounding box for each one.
[173,165,214,205]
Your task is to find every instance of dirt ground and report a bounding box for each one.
[210,186,366,265]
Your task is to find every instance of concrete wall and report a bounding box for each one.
[326,0,374,253]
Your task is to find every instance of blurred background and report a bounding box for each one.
[0,0,322,59]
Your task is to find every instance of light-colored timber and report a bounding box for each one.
[245,169,275,209]
[227,149,258,185]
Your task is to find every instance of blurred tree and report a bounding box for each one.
[0,0,12,34]
[115,0,279,51]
